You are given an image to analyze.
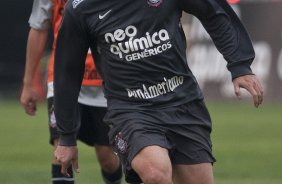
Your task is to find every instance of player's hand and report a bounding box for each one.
[232,74,263,108]
[20,84,37,115]
[54,145,80,176]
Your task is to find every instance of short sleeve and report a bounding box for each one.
[28,0,53,30]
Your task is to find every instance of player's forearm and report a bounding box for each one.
[53,55,83,146]
[182,0,255,79]
[23,28,49,85]
[53,13,88,146]
[53,72,82,146]
[201,0,255,79]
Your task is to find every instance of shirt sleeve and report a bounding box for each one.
[28,0,53,30]
[54,7,89,146]
[180,0,255,80]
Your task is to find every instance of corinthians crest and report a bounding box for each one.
[147,0,163,7]
[115,132,128,154]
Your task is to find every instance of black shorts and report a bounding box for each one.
[48,97,110,146]
[104,100,216,183]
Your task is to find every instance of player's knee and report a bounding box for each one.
[100,159,119,173]
[137,163,172,184]
[141,167,172,184]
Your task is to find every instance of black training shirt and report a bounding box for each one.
[54,0,255,146]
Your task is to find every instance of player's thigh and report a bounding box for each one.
[131,145,172,179]
[104,109,174,183]
[173,163,214,184]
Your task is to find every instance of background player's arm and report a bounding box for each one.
[180,0,263,107]
[20,0,52,115]
[21,28,49,115]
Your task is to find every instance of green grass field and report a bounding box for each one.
[0,100,281,184]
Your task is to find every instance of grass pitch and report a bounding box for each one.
[0,100,281,184]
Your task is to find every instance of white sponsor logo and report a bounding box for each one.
[99,10,112,20]
[126,76,184,99]
[104,25,172,61]
[72,0,84,8]
[147,0,163,7]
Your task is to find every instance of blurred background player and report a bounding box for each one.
[20,0,122,183]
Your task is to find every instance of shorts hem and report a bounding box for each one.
[172,158,216,165]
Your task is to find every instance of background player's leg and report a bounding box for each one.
[95,145,122,184]
[172,163,214,184]
[78,104,123,184]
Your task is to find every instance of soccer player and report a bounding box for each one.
[54,0,263,183]
[20,0,122,183]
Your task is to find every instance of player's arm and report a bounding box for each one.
[180,0,263,107]
[21,0,52,115]
[54,8,89,147]
[54,7,89,175]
